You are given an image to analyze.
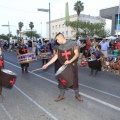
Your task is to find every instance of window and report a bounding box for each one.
[52,26,54,29]
[62,24,64,28]
[56,25,57,29]
[59,25,61,28]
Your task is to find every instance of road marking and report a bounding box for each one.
[14,86,58,120]
[45,72,120,99]
[4,62,58,120]
[5,60,120,112]
[79,83,120,99]
[0,103,13,120]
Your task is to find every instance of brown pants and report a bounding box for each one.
[0,85,2,95]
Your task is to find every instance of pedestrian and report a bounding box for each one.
[16,39,29,73]
[88,45,102,76]
[100,38,109,58]
[0,47,4,100]
[40,32,83,102]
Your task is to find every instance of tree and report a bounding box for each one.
[29,22,34,39]
[65,20,109,38]
[0,34,9,41]
[24,31,40,39]
[18,22,24,39]
[74,0,84,34]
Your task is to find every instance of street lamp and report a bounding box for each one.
[37,3,51,41]
[1,21,11,41]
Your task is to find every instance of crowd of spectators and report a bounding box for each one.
[1,37,120,74]
[76,37,120,75]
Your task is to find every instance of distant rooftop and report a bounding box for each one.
[47,14,104,23]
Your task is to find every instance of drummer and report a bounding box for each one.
[41,32,83,102]
[16,39,29,73]
[0,47,4,99]
[40,40,52,65]
[88,45,103,76]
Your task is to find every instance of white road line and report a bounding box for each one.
[0,103,13,120]
[5,61,58,120]
[14,86,58,120]
[45,72,120,99]
[79,83,120,99]
[5,60,120,112]
[79,92,120,111]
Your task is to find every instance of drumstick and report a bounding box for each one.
[31,68,42,72]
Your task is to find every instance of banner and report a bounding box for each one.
[65,2,70,22]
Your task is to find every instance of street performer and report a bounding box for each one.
[41,32,83,102]
[0,47,4,99]
[16,39,29,73]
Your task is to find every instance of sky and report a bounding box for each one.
[0,0,120,37]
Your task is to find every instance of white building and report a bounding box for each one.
[46,14,105,39]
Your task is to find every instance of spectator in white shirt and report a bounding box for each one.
[100,39,109,58]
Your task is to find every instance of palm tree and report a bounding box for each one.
[18,22,24,39]
[29,22,34,39]
[74,0,84,34]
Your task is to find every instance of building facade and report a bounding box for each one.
[46,14,105,39]
[100,6,119,36]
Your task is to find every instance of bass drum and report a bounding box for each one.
[55,64,74,88]
[0,69,16,89]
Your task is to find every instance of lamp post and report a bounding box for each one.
[1,21,11,41]
[37,3,51,41]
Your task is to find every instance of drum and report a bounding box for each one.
[18,53,37,64]
[55,64,74,88]
[39,52,52,59]
[88,59,100,70]
[0,69,16,88]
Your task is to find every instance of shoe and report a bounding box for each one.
[75,94,83,101]
[55,95,65,102]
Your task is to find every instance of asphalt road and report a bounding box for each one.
[0,51,120,120]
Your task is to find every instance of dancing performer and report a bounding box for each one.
[16,39,29,73]
[0,47,4,99]
[88,45,102,76]
[41,33,83,102]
